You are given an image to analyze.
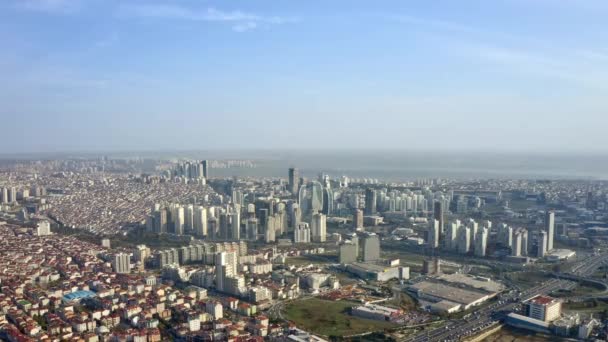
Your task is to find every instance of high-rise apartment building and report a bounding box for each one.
[353,209,364,230]
[113,253,131,274]
[545,210,555,251]
[311,213,327,242]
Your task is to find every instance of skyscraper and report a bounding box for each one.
[294,222,311,243]
[428,219,440,248]
[219,212,230,240]
[353,209,364,231]
[288,167,299,194]
[208,217,218,240]
[433,200,444,234]
[458,226,471,254]
[446,221,458,250]
[545,210,555,251]
[310,181,324,213]
[154,209,168,234]
[246,217,258,241]
[174,206,185,235]
[113,253,131,274]
[512,231,522,257]
[311,213,327,243]
[202,160,209,179]
[231,211,240,241]
[474,227,488,257]
[322,187,334,215]
[215,251,237,293]
[185,204,194,233]
[362,234,380,262]
[364,188,377,215]
[193,206,207,237]
[537,231,548,257]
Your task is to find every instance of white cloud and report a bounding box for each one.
[118,4,297,32]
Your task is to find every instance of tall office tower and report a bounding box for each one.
[246,218,258,241]
[537,231,548,257]
[545,210,555,251]
[154,209,168,234]
[9,187,17,203]
[208,217,218,240]
[174,206,185,235]
[185,204,194,233]
[362,234,380,262]
[202,160,209,179]
[311,213,327,243]
[230,211,240,241]
[512,231,523,256]
[474,227,488,257]
[219,212,230,240]
[194,206,207,237]
[112,253,131,274]
[288,167,299,194]
[310,181,324,213]
[353,209,364,231]
[364,188,377,215]
[446,222,458,250]
[291,206,301,230]
[264,218,276,243]
[294,222,311,243]
[428,219,440,248]
[322,187,334,215]
[215,251,237,293]
[433,200,445,234]
[458,226,471,254]
[1,187,8,203]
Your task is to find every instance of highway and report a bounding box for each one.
[405,254,608,342]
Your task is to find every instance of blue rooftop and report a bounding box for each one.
[62,290,96,302]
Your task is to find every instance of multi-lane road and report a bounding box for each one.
[406,254,608,342]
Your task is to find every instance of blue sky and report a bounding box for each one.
[1,0,607,153]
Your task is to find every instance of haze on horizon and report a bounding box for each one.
[1,0,607,154]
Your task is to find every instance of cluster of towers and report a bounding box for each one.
[173,160,209,181]
[363,188,451,216]
[437,218,491,257]
[145,199,327,245]
[427,209,556,259]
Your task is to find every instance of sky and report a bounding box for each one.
[1,0,607,154]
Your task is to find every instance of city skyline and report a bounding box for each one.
[1,0,607,153]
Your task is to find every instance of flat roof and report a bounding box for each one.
[527,295,557,306]
[437,274,504,293]
[410,281,489,305]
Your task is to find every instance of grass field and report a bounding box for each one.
[284,298,396,337]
